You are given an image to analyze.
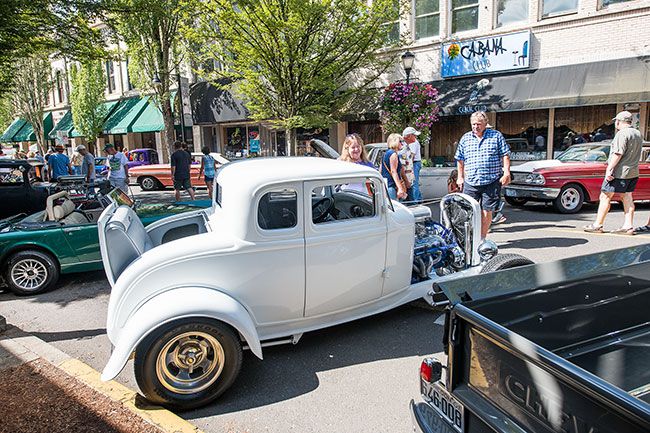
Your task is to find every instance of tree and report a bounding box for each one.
[108,0,194,162]
[70,61,109,146]
[0,96,12,134]
[10,52,55,153]
[186,0,401,155]
[0,0,105,94]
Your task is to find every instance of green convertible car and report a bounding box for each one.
[0,189,209,295]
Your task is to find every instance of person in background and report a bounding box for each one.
[198,146,216,200]
[104,143,129,193]
[47,144,72,181]
[455,111,511,239]
[447,169,460,193]
[535,132,545,150]
[584,111,642,235]
[76,145,95,184]
[402,127,422,202]
[71,148,83,175]
[592,128,607,142]
[339,134,373,168]
[171,141,196,201]
[381,133,408,200]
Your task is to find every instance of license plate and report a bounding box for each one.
[421,381,464,432]
[505,188,517,197]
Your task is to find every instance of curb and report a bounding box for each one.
[0,323,203,433]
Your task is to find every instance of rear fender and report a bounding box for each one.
[101,287,262,381]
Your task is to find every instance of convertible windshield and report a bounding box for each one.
[557,145,610,162]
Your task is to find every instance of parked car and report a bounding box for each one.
[129,152,229,191]
[411,244,650,433]
[310,139,454,200]
[126,148,159,169]
[503,142,650,213]
[98,157,531,409]
[0,159,54,219]
[0,188,210,295]
[95,156,108,178]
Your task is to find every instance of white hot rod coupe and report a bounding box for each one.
[97,157,531,409]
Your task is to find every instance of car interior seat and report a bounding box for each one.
[104,205,154,280]
[44,190,89,225]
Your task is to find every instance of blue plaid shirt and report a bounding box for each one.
[455,128,510,186]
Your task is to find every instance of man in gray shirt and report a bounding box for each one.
[584,111,642,234]
[77,145,96,183]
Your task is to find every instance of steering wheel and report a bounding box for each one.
[312,197,335,223]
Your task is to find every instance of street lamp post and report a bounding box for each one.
[401,51,415,85]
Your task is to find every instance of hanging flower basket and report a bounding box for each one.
[379,82,440,139]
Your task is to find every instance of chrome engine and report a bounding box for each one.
[412,219,465,283]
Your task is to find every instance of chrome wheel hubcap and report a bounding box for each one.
[561,188,579,210]
[142,178,154,189]
[156,331,225,394]
[11,259,48,291]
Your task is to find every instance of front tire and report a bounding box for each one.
[554,184,584,213]
[481,253,533,274]
[4,250,59,295]
[134,318,243,410]
[504,196,528,206]
[139,176,160,191]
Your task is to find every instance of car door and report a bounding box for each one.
[62,222,101,264]
[635,156,650,200]
[303,177,387,317]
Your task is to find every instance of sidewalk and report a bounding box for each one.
[0,320,202,433]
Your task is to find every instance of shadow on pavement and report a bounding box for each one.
[185,304,444,418]
[498,237,589,250]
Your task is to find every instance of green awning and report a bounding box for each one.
[103,97,148,135]
[0,119,27,142]
[69,100,120,138]
[11,112,53,142]
[131,98,165,132]
[48,110,74,139]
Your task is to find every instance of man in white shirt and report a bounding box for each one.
[104,143,129,193]
[403,126,422,202]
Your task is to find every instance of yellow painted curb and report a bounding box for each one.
[59,358,203,433]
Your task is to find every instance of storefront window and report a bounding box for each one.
[225,127,245,158]
[541,0,578,17]
[296,128,329,156]
[451,0,479,33]
[414,0,440,39]
[495,0,528,27]
[347,120,383,145]
[496,110,549,161]
[552,105,616,157]
[429,115,471,163]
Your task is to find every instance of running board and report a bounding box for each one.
[243,333,303,351]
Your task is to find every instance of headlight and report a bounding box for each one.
[525,173,546,185]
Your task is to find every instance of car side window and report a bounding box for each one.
[258,188,298,230]
[311,178,376,225]
[0,168,25,185]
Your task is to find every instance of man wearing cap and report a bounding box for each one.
[403,126,422,202]
[47,144,72,182]
[104,143,129,193]
[455,111,511,239]
[584,111,642,234]
[76,145,95,184]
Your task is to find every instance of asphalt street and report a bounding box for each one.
[1,186,649,433]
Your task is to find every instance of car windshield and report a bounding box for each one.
[557,145,609,162]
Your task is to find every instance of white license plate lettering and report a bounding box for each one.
[423,382,464,432]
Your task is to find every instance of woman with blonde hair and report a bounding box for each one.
[339,134,372,166]
[381,133,408,200]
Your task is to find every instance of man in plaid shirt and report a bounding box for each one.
[455,111,511,239]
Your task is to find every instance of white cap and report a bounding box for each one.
[613,111,633,123]
[402,126,421,137]
[75,145,86,151]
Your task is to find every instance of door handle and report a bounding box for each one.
[63,227,82,233]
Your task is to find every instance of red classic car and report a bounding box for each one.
[503,142,650,213]
[129,152,229,191]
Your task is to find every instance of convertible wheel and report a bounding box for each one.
[5,250,59,296]
[504,196,528,206]
[554,184,584,214]
[139,176,160,191]
[481,253,533,274]
[134,318,243,410]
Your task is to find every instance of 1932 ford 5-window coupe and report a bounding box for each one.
[98,158,531,409]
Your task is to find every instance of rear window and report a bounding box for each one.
[0,167,25,185]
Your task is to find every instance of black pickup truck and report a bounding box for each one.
[411,245,650,433]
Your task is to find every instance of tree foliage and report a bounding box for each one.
[70,61,109,145]
[10,52,55,153]
[108,0,194,161]
[0,0,105,94]
[185,0,402,153]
